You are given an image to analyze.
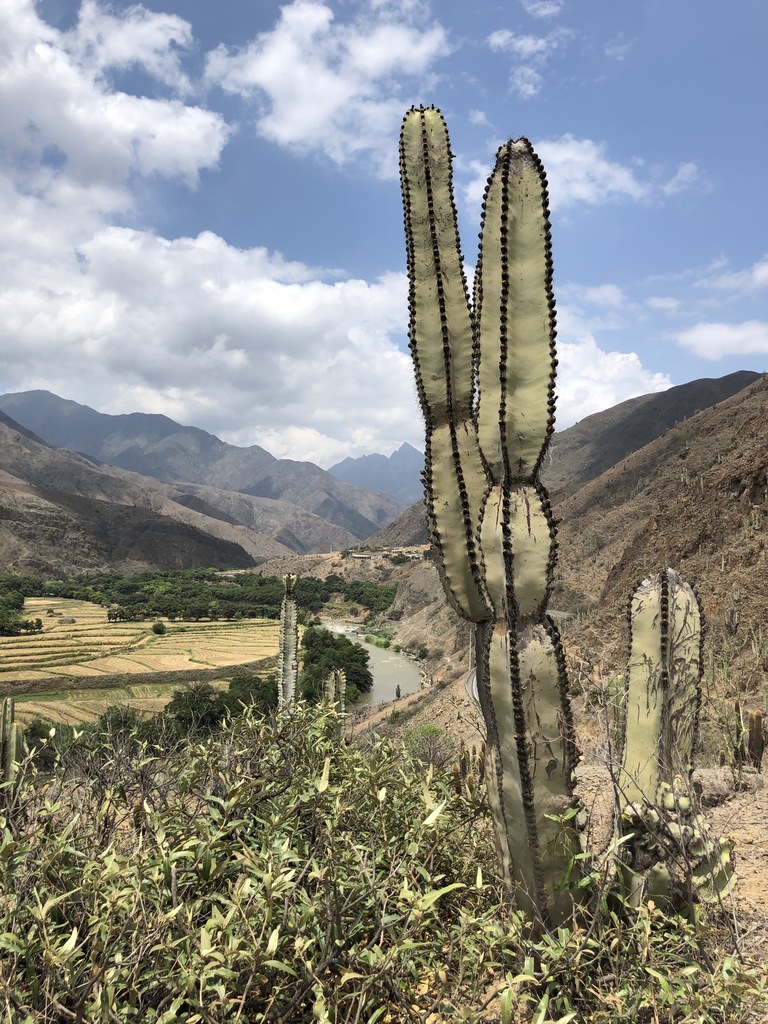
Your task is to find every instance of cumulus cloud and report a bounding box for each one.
[65,0,194,93]
[0,0,427,466]
[462,135,649,213]
[535,136,647,208]
[204,0,451,176]
[670,321,768,360]
[0,0,230,194]
[0,221,421,465]
[487,25,571,98]
[555,336,671,427]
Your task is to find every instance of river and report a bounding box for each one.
[325,623,423,707]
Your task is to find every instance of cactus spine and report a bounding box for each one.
[400,106,577,927]
[278,575,299,707]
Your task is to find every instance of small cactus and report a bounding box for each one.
[323,669,346,739]
[278,575,299,707]
[1,698,22,787]
[615,570,734,906]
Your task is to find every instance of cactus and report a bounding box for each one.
[323,668,346,739]
[615,570,734,907]
[1,698,22,786]
[748,710,764,770]
[399,106,732,926]
[278,574,299,707]
[400,106,578,927]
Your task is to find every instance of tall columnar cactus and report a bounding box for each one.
[400,106,578,926]
[278,574,299,708]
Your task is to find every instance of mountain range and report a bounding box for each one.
[0,393,406,574]
[0,370,763,585]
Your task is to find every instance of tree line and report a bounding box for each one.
[0,569,396,625]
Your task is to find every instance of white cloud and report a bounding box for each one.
[555,335,671,427]
[0,0,230,193]
[509,66,544,99]
[521,0,564,18]
[697,258,768,295]
[204,0,451,176]
[66,0,194,93]
[662,161,701,195]
[461,135,652,217]
[646,296,680,311]
[487,26,571,98]
[534,136,647,208]
[488,31,553,60]
[670,321,768,360]
[582,284,626,308]
[604,34,634,61]
[0,219,421,466]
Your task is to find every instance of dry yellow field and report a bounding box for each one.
[1,597,280,724]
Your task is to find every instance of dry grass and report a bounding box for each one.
[2,597,280,723]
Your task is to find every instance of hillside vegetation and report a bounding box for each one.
[1,704,764,1022]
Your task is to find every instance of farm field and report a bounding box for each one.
[0,597,280,723]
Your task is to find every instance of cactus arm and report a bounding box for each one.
[400,106,489,622]
[475,140,557,483]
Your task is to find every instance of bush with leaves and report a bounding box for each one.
[1,705,765,1023]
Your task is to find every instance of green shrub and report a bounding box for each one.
[2,707,764,1023]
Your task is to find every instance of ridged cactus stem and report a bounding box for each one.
[278,575,299,708]
[1,698,20,786]
[615,569,733,907]
[323,669,346,739]
[619,569,701,807]
[400,106,578,928]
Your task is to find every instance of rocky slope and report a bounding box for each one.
[0,417,363,573]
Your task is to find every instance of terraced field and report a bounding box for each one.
[0,597,280,723]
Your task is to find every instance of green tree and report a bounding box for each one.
[165,683,227,733]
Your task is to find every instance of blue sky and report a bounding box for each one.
[1,0,766,466]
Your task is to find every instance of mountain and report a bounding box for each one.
[367,371,765,549]
[0,391,404,540]
[544,370,762,498]
[329,443,424,504]
[0,413,366,575]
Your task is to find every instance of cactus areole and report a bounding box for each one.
[400,105,579,927]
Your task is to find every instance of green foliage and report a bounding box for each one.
[165,682,229,733]
[151,620,167,635]
[402,724,457,770]
[226,672,279,715]
[298,626,373,702]
[0,706,763,1023]
[22,569,398,623]
[0,706,501,1021]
